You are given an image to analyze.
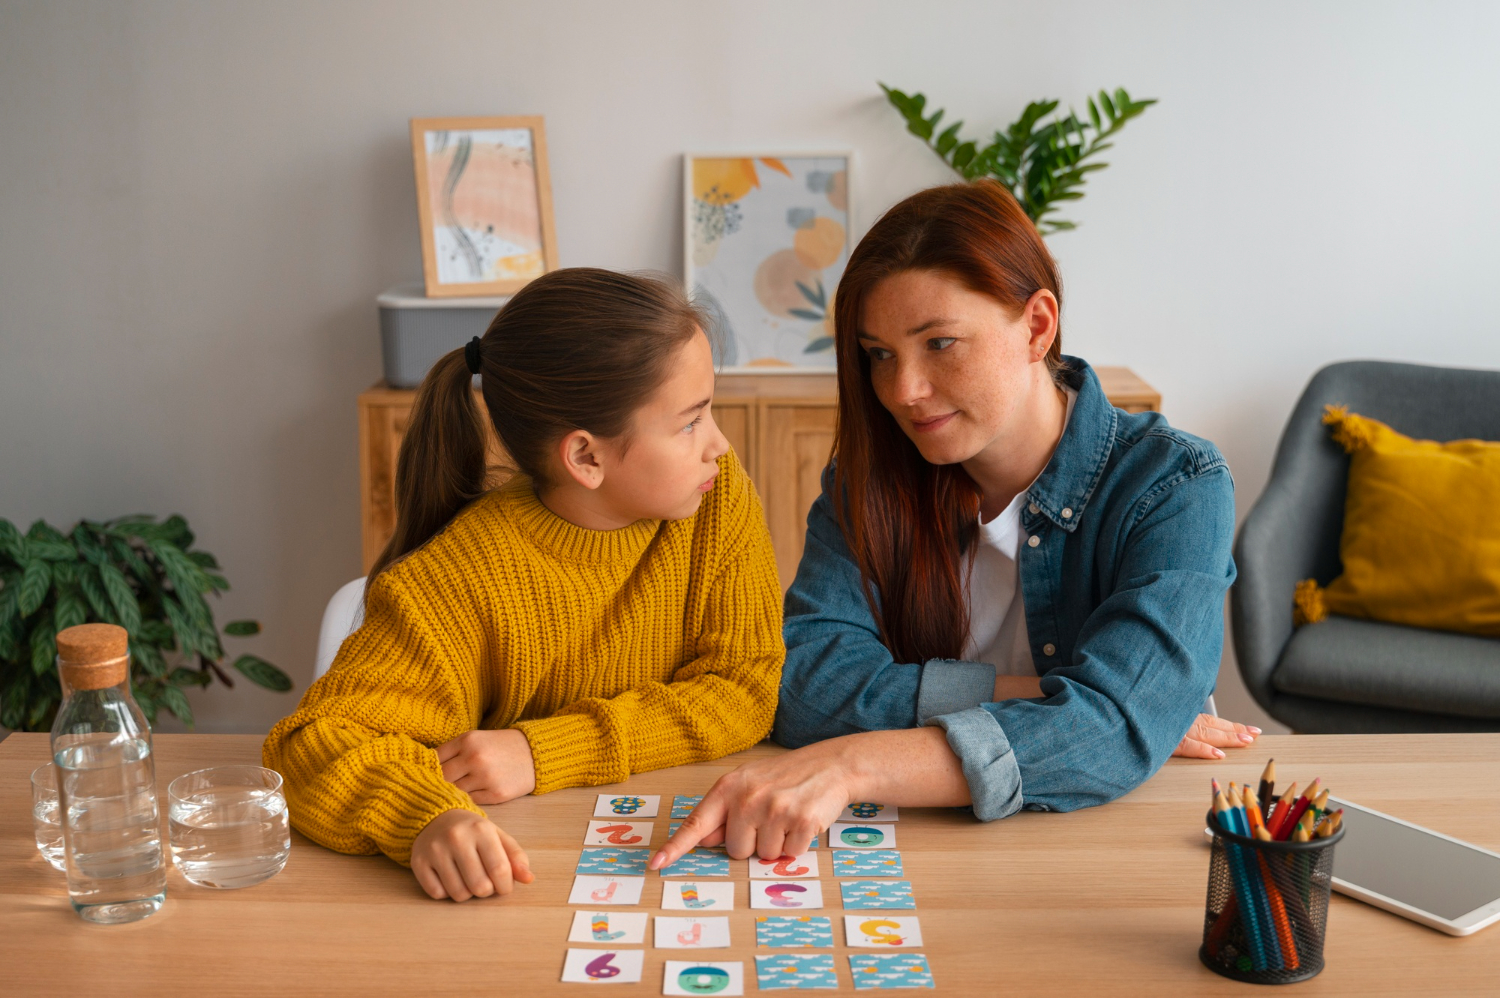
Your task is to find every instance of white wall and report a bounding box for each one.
[3,1,1498,734]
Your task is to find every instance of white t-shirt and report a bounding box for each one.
[961,388,1077,674]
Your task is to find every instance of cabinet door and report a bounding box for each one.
[758,403,838,589]
[712,400,755,481]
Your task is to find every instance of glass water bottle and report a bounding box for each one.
[50,623,167,923]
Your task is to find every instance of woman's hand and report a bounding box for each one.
[410,809,534,901]
[437,728,537,804]
[1173,714,1261,759]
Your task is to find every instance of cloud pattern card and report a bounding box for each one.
[567,910,649,945]
[832,850,903,878]
[659,847,731,878]
[663,961,744,996]
[593,794,660,818]
[848,954,934,990]
[755,915,834,949]
[829,823,896,850]
[840,881,916,910]
[661,880,736,911]
[843,916,923,948]
[654,915,732,949]
[670,794,703,819]
[568,875,646,906]
[749,852,820,879]
[575,847,650,876]
[755,954,839,990]
[560,948,645,984]
[750,880,825,910]
[584,820,654,847]
[839,803,899,823]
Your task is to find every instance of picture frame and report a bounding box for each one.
[684,151,854,372]
[409,115,559,298]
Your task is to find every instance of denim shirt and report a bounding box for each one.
[774,357,1236,820]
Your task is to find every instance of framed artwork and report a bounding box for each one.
[684,152,853,372]
[409,115,559,298]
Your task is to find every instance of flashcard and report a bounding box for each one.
[661,880,736,911]
[831,850,903,878]
[749,852,820,879]
[839,803,899,823]
[594,793,660,818]
[840,881,915,910]
[848,953,934,990]
[560,948,644,984]
[844,916,923,948]
[755,953,839,990]
[750,880,825,910]
[663,961,744,996]
[576,847,651,876]
[654,915,732,949]
[567,910,649,945]
[670,821,818,849]
[829,823,896,850]
[755,915,834,949]
[568,875,646,906]
[659,847,731,878]
[584,820,654,846]
[670,794,703,819]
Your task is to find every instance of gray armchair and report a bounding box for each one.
[1232,360,1500,733]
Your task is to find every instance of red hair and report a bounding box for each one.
[831,180,1064,663]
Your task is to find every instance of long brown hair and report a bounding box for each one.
[832,180,1064,663]
[368,268,705,585]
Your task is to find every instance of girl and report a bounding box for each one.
[264,268,785,901]
[654,182,1255,867]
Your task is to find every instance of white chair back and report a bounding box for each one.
[313,577,366,680]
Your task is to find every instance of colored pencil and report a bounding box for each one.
[1254,827,1301,969]
[1215,790,1270,970]
[1266,783,1297,833]
[1274,778,1321,841]
[1229,786,1283,970]
[1257,759,1276,820]
[1310,788,1330,823]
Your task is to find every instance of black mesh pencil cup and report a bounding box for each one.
[1200,812,1345,984]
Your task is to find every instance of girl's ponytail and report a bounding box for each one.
[367,345,487,584]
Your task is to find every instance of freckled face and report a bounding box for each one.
[858,269,1047,466]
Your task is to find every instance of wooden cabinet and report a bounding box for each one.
[358,368,1160,588]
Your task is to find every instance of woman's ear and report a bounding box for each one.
[1024,289,1060,362]
[557,429,607,490]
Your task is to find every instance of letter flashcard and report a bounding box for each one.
[839,803,899,823]
[593,793,661,818]
[662,960,744,996]
[584,820,654,846]
[560,948,645,984]
[749,852,820,879]
[654,915,732,949]
[843,915,923,948]
[661,880,736,911]
[755,915,834,949]
[848,953,934,990]
[568,875,646,906]
[829,823,896,850]
[755,953,839,990]
[575,847,651,876]
[750,880,825,910]
[567,910,649,945]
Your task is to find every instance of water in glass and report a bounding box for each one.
[31,762,66,871]
[169,766,290,889]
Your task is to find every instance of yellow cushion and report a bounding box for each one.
[1293,405,1500,638]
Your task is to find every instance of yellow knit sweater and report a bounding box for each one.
[262,449,783,865]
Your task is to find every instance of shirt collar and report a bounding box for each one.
[1024,356,1118,534]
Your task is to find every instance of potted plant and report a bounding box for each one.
[0,514,291,731]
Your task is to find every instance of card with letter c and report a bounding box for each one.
[749,852,820,879]
[662,960,744,996]
[829,823,896,850]
[568,874,645,906]
[661,879,736,911]
[843,915,923,948]
[594,793,660,818]
[560,947,644,984]
[567,910,649,945]
[750,880,825,910]
[584,820,654,846]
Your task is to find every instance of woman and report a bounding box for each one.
[652,181,1254,866]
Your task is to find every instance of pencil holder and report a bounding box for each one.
[1199,812,1345,984]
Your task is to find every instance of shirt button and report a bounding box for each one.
[1061,507,1073,519]
[1027,502,1040,515]
[1043,643,1056,656]
[1027,535,1040,548]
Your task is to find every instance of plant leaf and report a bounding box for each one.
[77,564,116,624]
[223,619,261,637]
[97,561,142,635]
[54,588,87,631]
[803,336,835,354]
[17,559,51,617]
[233,654,293,693]
[0,519,23,561]
[157,685,194,728]
[30,608,56,676]
[787,308,825,321]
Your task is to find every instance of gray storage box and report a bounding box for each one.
[377,283,511,388]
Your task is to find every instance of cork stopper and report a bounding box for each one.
[56,623,130,690]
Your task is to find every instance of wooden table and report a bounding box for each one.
[3,733,1497,996]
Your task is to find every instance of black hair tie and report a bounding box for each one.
[464,336,483,375]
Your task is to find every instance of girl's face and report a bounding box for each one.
[857,269,1058,467]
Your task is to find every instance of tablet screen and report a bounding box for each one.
[1331,798,1500,920]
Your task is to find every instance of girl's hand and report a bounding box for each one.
[437,728,537,804]
[410,809,534,901]
[1173,714,1261,759]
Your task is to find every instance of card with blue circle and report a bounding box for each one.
[670,794,703,819]
[755,953,839,990]
[832,850,903,878]
[662,960,744,996]
[755,915,834,949]
[575,847,650,876]
[840,880,915,910]
[838,803,899,823]
[829,823,896,850]
[848,953,934,989]
[659,847,731,878]
[594,793,660,818]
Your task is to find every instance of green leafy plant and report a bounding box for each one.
[0,514,292,732]
[881,83,1157,234]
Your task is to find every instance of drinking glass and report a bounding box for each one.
[31,762,67,871]
[167,765,290,889]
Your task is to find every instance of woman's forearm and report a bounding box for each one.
[834,726,972,807]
